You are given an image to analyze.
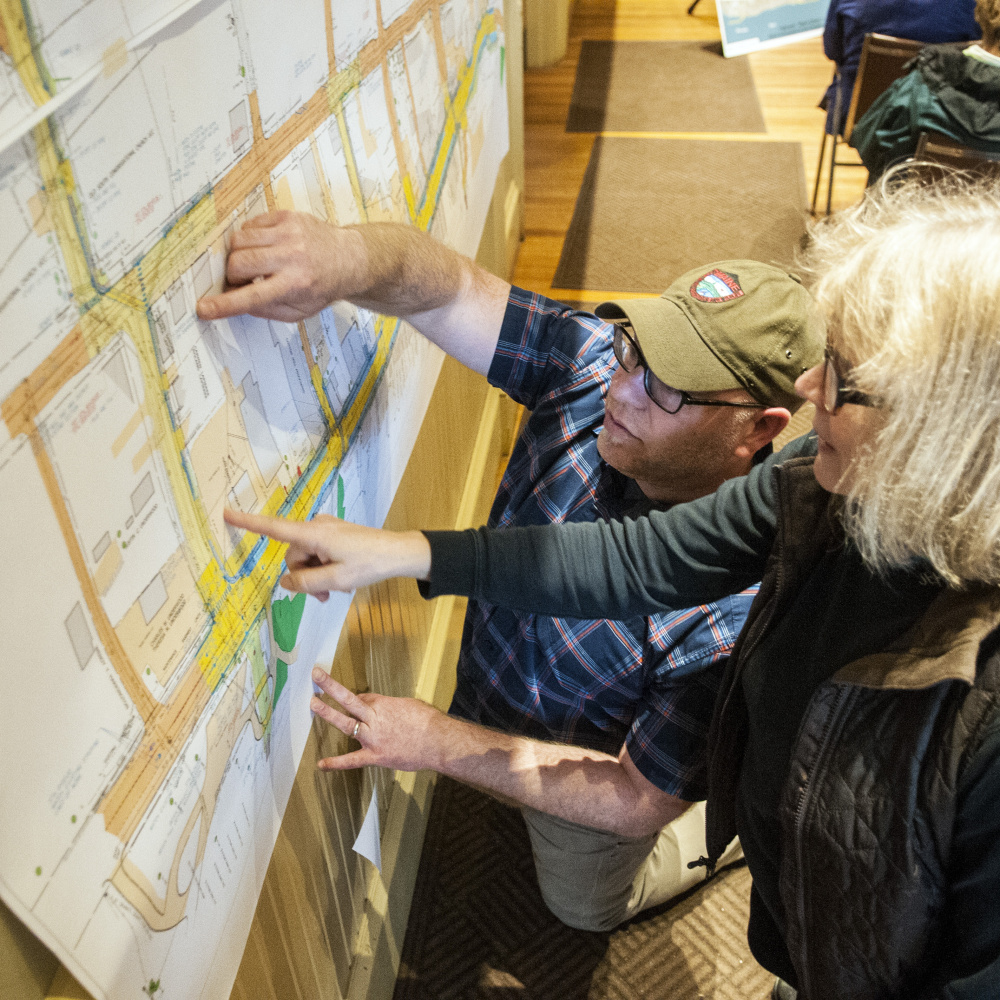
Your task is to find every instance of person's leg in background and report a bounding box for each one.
[521,802,742,932]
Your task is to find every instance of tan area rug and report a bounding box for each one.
[552,136,808,293]
[567,40,766,134]
[393,779,774,1000]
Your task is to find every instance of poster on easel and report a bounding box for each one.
[716,0,832,57]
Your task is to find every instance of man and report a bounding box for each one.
[200,211,822,931]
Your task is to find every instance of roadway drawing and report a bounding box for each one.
[0,0,508,997]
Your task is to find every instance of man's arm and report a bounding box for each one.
[196,210,509,377]
[310,669,690,838]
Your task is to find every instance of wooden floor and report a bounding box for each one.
[512,0,869,304]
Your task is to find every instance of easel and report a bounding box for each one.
[687,0,702,12]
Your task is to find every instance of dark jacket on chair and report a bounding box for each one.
[850,45,1000,180]
[822,0,979,134]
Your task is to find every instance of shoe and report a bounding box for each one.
[771,978,797,1000]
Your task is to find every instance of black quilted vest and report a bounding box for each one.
[704,457,1000,1000]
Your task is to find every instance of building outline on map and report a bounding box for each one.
[0,1,508,997]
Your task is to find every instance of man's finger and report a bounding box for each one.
[240,210,287,232]
[311,670,374,723]
[317,750,372,771]
[196,273,291,320]
[224,507,314,546]
[228,220,284,252]
[224,245,282,284]
[309,695,360,734]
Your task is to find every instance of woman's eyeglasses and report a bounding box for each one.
[612,324,765,415]
[822,348,878,412]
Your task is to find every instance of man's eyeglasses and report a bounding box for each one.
[612,324,765,415]
[822,348,878,412]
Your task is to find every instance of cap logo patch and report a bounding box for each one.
[691,269,744,303]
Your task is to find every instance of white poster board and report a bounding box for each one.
[0,1,508,997]
[716,0,832,57]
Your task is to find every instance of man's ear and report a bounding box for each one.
[734,406,790,459]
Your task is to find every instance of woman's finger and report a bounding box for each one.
[282,562,350,595]
[224,507,316,546]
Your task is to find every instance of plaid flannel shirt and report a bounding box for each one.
[450,287,758,800]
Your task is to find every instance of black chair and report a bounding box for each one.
[812,33,925,216]
[900,131,1000,183]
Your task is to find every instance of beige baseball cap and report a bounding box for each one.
[594,260,823,411]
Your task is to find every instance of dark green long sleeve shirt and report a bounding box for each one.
[423,434,815,617]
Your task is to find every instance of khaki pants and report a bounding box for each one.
[521,800,741,932]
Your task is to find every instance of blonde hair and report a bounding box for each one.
[976,0,1000,51]
[801,169,1000,586]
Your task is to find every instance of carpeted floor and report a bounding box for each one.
[567,40,766,133]
[394,779,775,1000]
[552,136,808,293]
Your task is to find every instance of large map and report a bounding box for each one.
[0,1,508,997]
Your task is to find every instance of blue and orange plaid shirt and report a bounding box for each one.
[450,287,758,801]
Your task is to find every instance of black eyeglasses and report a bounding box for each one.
[822,348,878,412]
[612,324,765,415]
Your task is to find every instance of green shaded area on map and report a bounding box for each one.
[272,593,307,653]
[274,659,289,709]
[337,475,345,519]
[270,593,306,710]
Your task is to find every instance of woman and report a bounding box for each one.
[231,173,1000,999]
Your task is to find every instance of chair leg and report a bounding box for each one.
[687,0,702,13]
[811,129,829,216]
[812,70,845,217]
[826,133,838,217]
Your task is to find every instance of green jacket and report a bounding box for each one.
[850,45,1000,180]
